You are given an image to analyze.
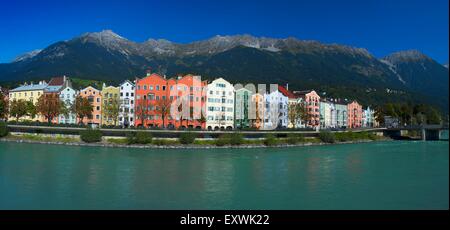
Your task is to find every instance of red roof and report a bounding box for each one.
[48,76,65,86]
[278,85,297,99]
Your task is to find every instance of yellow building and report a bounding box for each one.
[8,81,48,121]
[101,84,120,126]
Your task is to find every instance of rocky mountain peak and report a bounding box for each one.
[383,50,431,64]
[12,49,42,62]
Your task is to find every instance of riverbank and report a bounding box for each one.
[1,132,391,149]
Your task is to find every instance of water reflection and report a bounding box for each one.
[0,142,448,210]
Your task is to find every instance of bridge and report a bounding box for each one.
[384,125,449,141]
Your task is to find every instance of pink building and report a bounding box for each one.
[293,90,320,128]
[347,101,362,129]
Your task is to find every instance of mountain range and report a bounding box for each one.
[0,30,448,111]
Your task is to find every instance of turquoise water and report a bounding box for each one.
[0,141,448,210]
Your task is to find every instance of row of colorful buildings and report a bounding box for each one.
[4,73,377,130]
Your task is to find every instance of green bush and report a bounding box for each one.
[229,133,244,145]
[263,134,278,146]
[179,132,197,144]
[0,122,9,137]
[286,133,304,144]
[153,139,169,146]
[368,133,378,140]
[335,132,350,142]
[126,131,153,144]
[319,131,336,143]
[80,128,102,143]
[135,132,153,144]
[215,135,229,146]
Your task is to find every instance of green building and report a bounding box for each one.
[234,88,253,129]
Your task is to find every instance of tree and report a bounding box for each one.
[288,103,303,128]
[288,103,297,128]
[102,96,120,126]
[26,100,37,120]
[36,93,61,124]
[59,100,70,118]
[73,96,93,124]
[374,105,385,125]
[298,101,310,127]
[155,97,172,128]
[0,93,8,120]
[135,98,149,127]
[9,99,28,121]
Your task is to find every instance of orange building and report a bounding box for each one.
[135,73,170,128]
[135,73,207,129]
[79,86,102,126]
[293,90,320,128]
[347,100,363,129]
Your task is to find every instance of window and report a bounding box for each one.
[97,98,100,102]
[156,85,160,91]
[96,106,100,111]
[150,85,153,90]
[162,86,166,91]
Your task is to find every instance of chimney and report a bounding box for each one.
[63,75,66,83]
[102,83,106,89]
[163,74,166,79]
[286,83,289,91]
[146,68,151,76]
[177,75,182,80]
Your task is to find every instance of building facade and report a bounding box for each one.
[293,90,320,128]
[234,87,253,129]
[347,101,363,129]
[362,106,375,128]
[118,80,135,127]
[101,84,120,126]
[8,81,48,121]
[58,85,77,124]
[263,90,288,129]
[319,100,337,129]
[135,73,206,129]
[205,78,234,130]
[79,86,102,126]
[250,93,265,129]
[278,85,305,129]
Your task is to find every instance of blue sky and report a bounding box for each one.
[0,0,448,63]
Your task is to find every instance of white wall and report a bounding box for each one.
[205,78,235,130]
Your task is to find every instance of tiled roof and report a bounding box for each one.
[48,76,65,86]
[10,83,48,92]
[45,85,63,93]
[278,85,297,99]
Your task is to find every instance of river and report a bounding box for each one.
[0,140,448,210]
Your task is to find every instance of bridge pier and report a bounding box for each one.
[421,129,442,141]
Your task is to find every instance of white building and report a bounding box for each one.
[58,85,77,124]
[363,106,375,128]
[205,78,235,130]
[118,80,135,127]
[320,100,337,129]
[263,90,288,130]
